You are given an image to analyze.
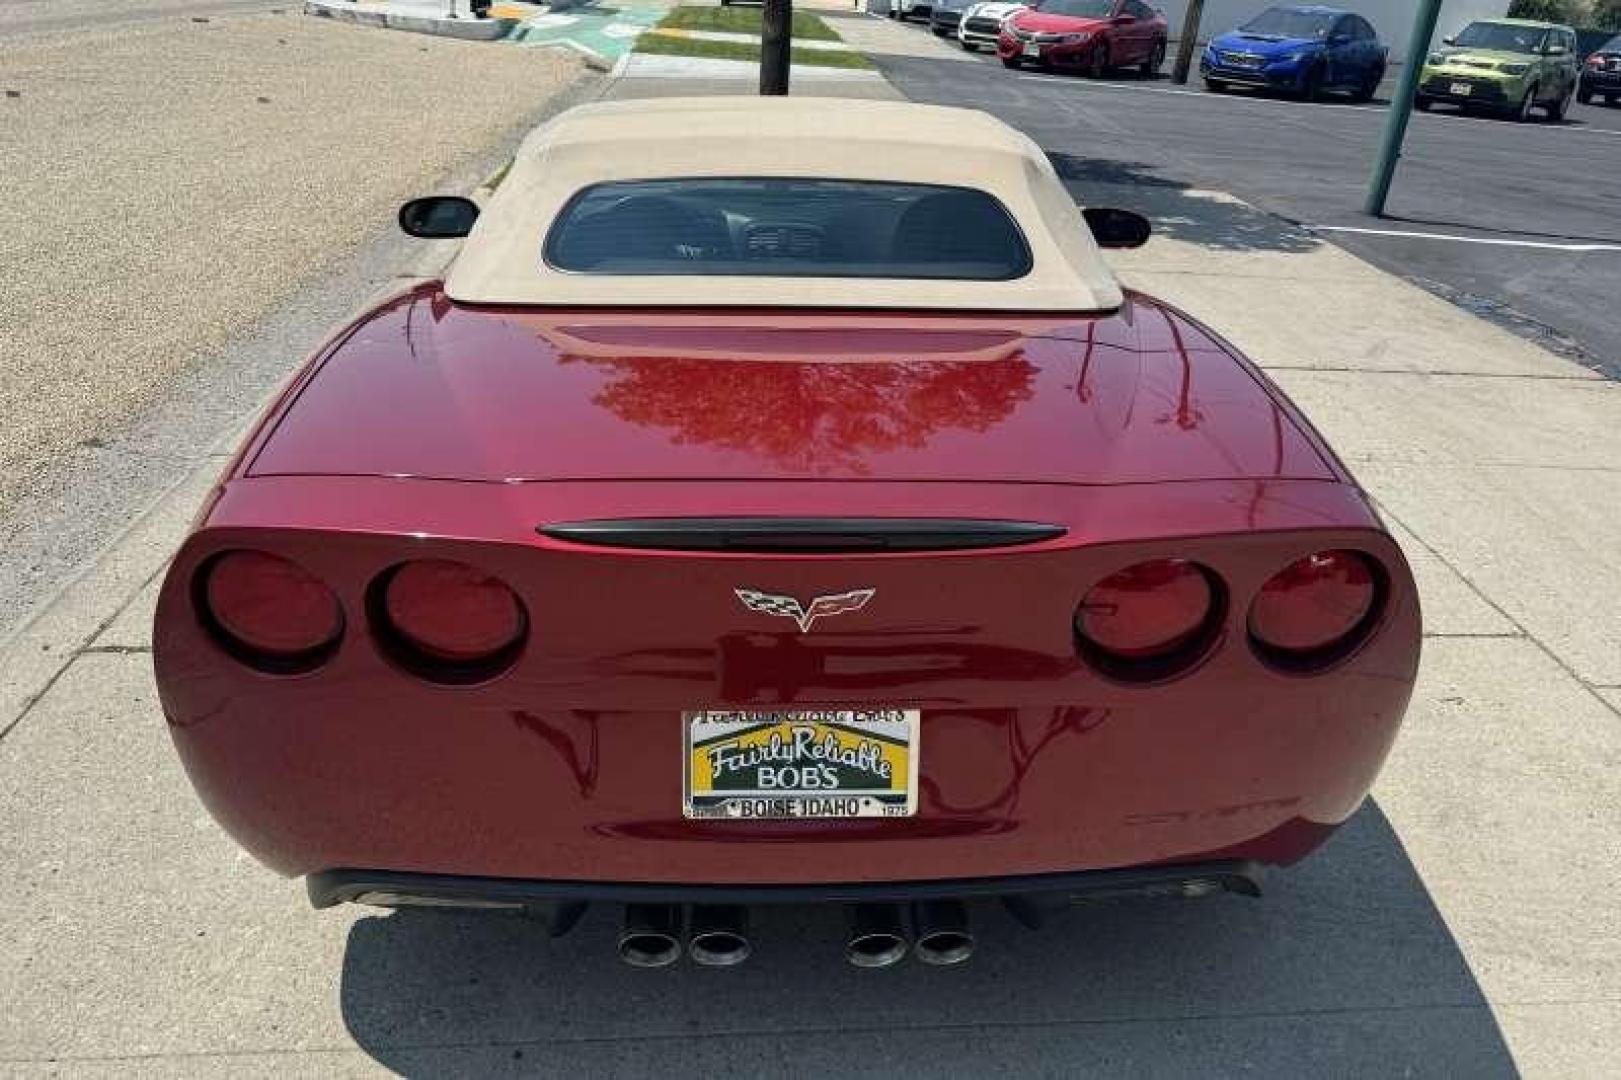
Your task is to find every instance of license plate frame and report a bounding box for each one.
[683,708,919,821]
[1023,43,1042,58]
[1451,82,1473,96]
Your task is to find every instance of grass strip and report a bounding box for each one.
[656,5,842,42]
[635,33,874,70]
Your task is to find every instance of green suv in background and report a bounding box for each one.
[1416,19,1579,121]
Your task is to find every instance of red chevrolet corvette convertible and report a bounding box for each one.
[154,98,1419,969]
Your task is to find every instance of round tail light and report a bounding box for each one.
[1249,550,1379,666]
[1077,559,1217,676]
[377,559,526,679]
[201,550,343,669]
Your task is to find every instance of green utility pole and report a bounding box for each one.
[761,0,792,95]
[1364,0,1444,216]
[1171,0,1205,85]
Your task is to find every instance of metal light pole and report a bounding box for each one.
[1170,0,1205,85]
[761,0,793,95]
[1364,0,1445,216]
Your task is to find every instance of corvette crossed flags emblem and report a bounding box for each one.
[734,588,876,633]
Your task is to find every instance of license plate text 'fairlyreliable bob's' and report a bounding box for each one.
[683,709,919,820]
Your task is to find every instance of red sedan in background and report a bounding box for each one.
[999,0,1168,76]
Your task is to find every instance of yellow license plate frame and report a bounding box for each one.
[683,709,919,820]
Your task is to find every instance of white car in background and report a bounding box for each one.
[958,1,1025,52]
[890,0,935,22]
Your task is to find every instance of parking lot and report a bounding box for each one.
[2,4,1620,1077]
[875,12,1621,375]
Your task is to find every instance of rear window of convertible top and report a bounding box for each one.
[542,178,1033,281]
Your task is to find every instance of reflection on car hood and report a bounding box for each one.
[1011,12,1108,33]
[1210,32,1318,57]
[1427,48,1535,67]
[249,285,1336,489]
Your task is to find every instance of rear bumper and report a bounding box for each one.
[157,479,1417,888]
[309,859,1263,910]
[1419,72,1516,106]
[1581,71,1621,92]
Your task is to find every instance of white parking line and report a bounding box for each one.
[1317,225,1621,252]
[1411,104,1621,138]
[1013,72,1621,136]
[1017,72,1379,112]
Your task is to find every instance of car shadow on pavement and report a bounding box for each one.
[336,802,1517,1076]
[1044,152,1321,255]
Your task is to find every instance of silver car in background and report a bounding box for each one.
[958,1,1025,51]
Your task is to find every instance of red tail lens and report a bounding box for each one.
[381,559,526,665]
[203,551,343,660]
[1077,559,1214,661]
[1249,550,1377,655]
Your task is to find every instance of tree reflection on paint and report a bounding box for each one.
[560,356,1038,475]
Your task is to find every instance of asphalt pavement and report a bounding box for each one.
[867,18,1621,377]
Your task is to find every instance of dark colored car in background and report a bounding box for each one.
[1579,33,1621,105]
[1202,5,1387,101]
[931,0,970,39]
[997,0,1167,76]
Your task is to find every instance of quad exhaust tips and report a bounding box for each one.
[687,905,752,967]
[617,900,972,968]
[911,899,974,966]
[845,903,910,968]
[618,903,683,968]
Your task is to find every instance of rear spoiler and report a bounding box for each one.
[538,517,1066,554]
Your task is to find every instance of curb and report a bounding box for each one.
[304,1,519,41]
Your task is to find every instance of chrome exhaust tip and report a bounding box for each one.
[845,903,909,968]
[618,903,683,968]
[911,899,974,966]
[687,905,752,967]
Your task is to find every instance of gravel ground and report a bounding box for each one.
[0,0,284,36]
[0,10,578,522]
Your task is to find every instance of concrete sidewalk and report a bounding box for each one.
[606,50,897,94]
[507,0,672,65]
[2,25,1619,1079]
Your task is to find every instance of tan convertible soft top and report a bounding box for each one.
[444,97,1124,312]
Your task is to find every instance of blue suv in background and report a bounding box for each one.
[1201,5,1388,101]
